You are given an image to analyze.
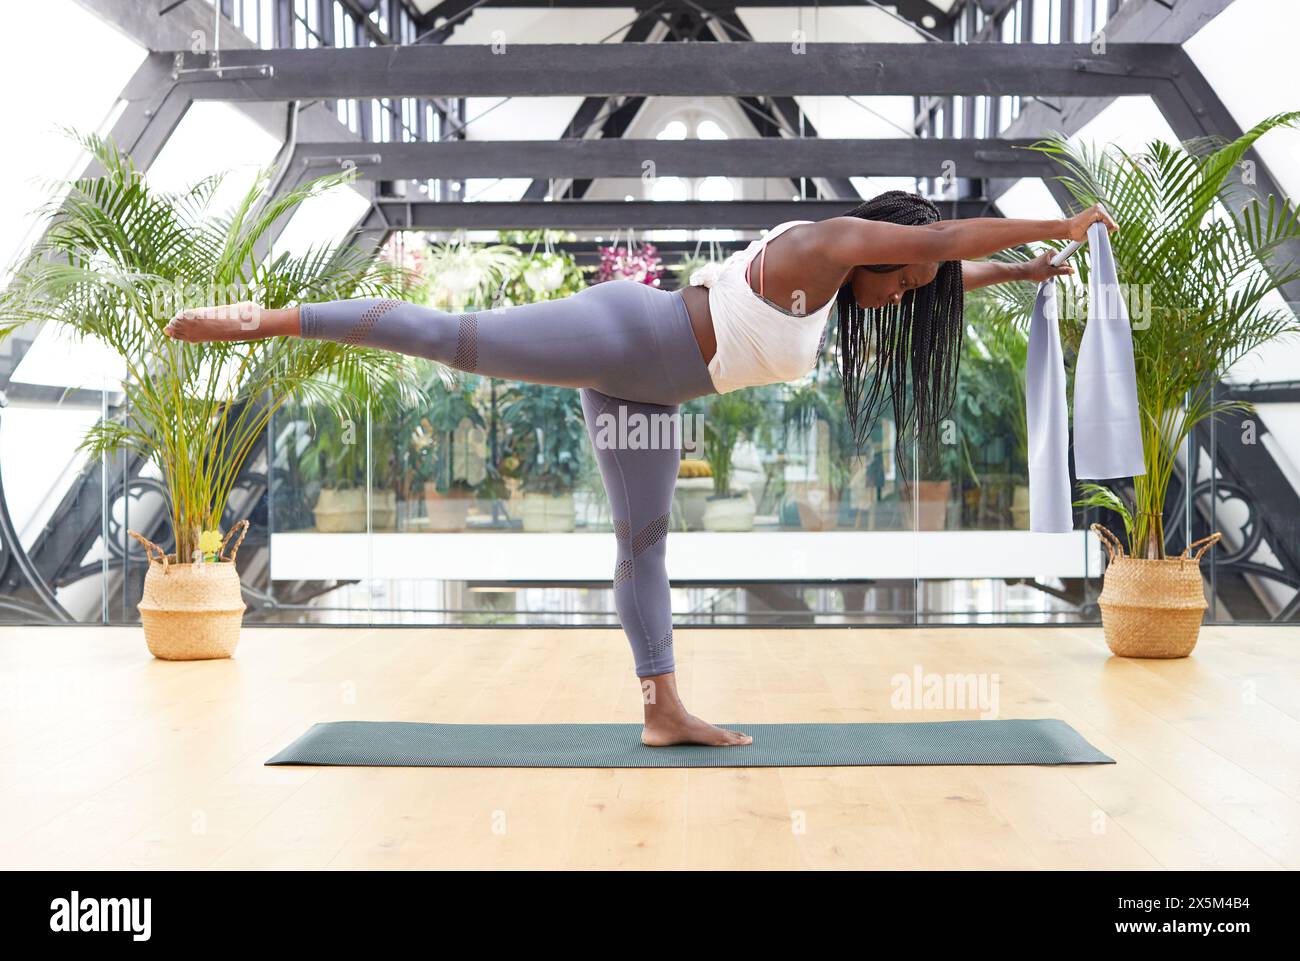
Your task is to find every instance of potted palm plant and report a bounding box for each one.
[697,389,765,531]
[412,369,486,531]
[0,134,412,658]
[674,457,714,530]
[783,365,860,531]
[1032,112,1300,656]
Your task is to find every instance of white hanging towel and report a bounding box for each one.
[1025,219,1146,533]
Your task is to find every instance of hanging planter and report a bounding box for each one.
[595,227,664,286]
[522,237,568,295]
[423,233,521,311]
[127,521,250,661]
[1091,524,1221,658]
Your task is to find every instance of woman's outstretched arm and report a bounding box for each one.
[962,250,1076,292]
[819,204,1117,268]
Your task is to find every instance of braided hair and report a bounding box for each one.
[833,190,964,475]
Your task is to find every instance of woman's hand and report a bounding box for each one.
[1064,203,1119,242]
[1020,251,1076,284]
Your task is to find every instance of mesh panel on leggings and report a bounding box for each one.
[631,513,670,557]
[343,299,403,346]
[648,631,673,657]
[613,519,630,542]
[613,558,633,587]
[453,313,478,371]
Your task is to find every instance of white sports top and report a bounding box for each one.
[688,220,835,394]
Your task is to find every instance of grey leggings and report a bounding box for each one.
[300,279,718,676]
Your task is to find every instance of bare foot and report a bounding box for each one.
[164,301,269,343]
[641,713,752,747]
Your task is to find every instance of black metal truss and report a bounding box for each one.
[519,4,661,202]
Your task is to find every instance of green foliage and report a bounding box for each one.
[675,254,711,290]
[406,365,487,496]
[419,232,522,311]
[781,360,860,503]
[950,291,1030,485]
[297,402,366,491]
[698,388,767,497]
[0,132,415,561]
[497,230,588,303]
[1073,482,1136,553]
[498,384,587,496]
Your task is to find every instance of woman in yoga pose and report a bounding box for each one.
[167,191,1116,748]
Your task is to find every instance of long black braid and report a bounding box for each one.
[834,190,964,475]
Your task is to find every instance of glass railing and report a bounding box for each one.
[3,318,1295,628]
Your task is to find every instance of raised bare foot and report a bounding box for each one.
[164,301,268,343]
[641,713,752,747]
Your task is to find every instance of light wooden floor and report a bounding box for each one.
[0,624,1296,870]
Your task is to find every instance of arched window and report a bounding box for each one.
[649,110,739,242]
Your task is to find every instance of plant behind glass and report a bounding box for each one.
[498,384,587,497]
[410,365,486,497]
[699,389,765,498]
[782,364,860,515]
[952,291,1030,489]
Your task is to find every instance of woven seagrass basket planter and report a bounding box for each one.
[126,520,250,661]
[1092,523,1221,659]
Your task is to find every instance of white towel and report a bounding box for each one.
[1025,220,1146,533]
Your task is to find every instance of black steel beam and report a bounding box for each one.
[1219,380,1300,405]
[368,197,993,230]
[1197,404,1300,621]
[154,43,1184,100]
[1150,47,1300,311]
[291,137,1054,181]
[989,0,1240,203]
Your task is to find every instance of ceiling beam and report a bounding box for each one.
[77,0,358,145]
[413,0,950,8]
[412,0,954,21]
[368,197,994,230]
[153,42,1185,100]
[292,137,1054,180]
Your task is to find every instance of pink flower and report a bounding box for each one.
[595,241,664,286]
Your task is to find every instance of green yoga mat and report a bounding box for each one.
[265,719,1113,768]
